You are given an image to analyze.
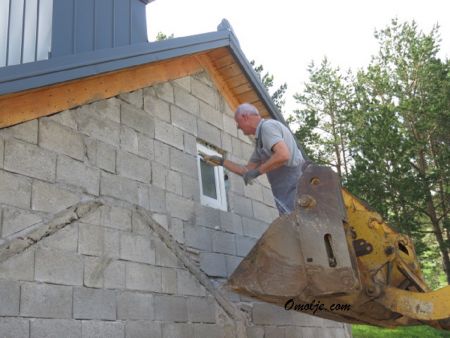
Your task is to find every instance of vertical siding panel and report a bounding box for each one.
[23,0,38,63]
[114,0,130,47]
[75,0,94,53]
[130,0,147,44]
[7,0,25,65]
[51,0,74,57]
[95,0,114,50]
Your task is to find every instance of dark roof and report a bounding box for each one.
[0,22,286,124]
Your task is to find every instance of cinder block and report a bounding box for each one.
[126,321,161,338]
[100,172,139,205]
[187,297,216,323]
[151,162,166,189]
[0,318,29,338]
[184,224,212,251]
[83,256,125,289]
[169,148,197,178]
[192,77,218,108]
[30,319,81,338]
[0,248,35,281]
[120,125,139,154]
[89,98,121,123]
[242,217,267,239]
[183,132,197,156]
[143,90,171,122]
[0,280,20,315]
[182,174,200,201]
[166,192,194,221]
[252,302,297,325]
[244,181,263,202]
[169,217,184,243]
[161,267,177,294]
[119,89,143,109]
[174,86,199,116]
[117,291,153,320]
[48,109,78,129]
[120,232,155,264]
[0,137,3,168]
[236,235,256,257]
[149,184,166,213]
[78,223,120,258]
[194,71,214,87]
[125,262,161,292]
[6,119,38,144]
[193,324,224,338]
[81,321,124,338]
[137,183,150,209]
[262,187,275,206]
[39,119,85,160]
[226,255,242,276]
[153,295,188,322]
[212,231,236,255]
[73,287,116,320]
[221,131,232,152]
[154,119,184,150]
[4,138,56,182]
[101,205,132,231]
[97,140,116,173]
[154,240,180,268]
[231,137,243,159]
[35,247,83,285]
[40,223,78,252]
[229,194,253,218]
[177,270,206,297]
[252,200,278,223]
[199,101,222,129]
[246,326,264,338]
[0,170,31,209]
[154,82,174,103]
[137,133,154,160]
[229,172,245,195]
[219,211,243,235]
[162,323,193,338]
[75,112,120,146]
[21,282,72,318]
[117,150,151,183]
[195,204,220,229]
[31,180,80,213]
[241,141,255,158]
[121,102,155,137]
[199,252,227,277]
[57,155,100,195]
[1,206,42,237]
[223,115,238,137]
[131,211,152,236]
[197,120,221,148]
[172,76,191,91]
[171,105,198,135]
[154,140,170,166]
[166,170,182,195]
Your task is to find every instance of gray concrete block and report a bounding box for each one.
[221,131,232,152]
[0,248,34,281]
[31,180,80,213]
[166,192,194,221]
[242,217,267,239]
[30,319,81,338]
[166,169,182,195]
[97,140,116,173]
[151,162,166,189]
[120,125,139,154]
[78,223,120,258]
[84,256,125,289]
[0,318,29,338]
[195,204,220,229]
[223,114,238,137]
[149,185,166,213]
[75,112,120,146]
[131,211,153,236]
[143,90,171,122]
[39,119,85,160]
[137,133,154,160]
[89,98,121,123]
[82,321,124,338]
[194,71,214,88]
[5,119,38,144]
[126,321,161,338]
[0,137,3,168]
[48,109,78,130]
[0,170,31,209]
[101,205,132,231]
[246,326,264,338]
[154,82,174,103]
[229,172,245,195]
[177,270,206,297]
[199,101,222,129]
[199,252,227,277]
[137,183,150,209]
[241,141,255,158]
[229,194,253,218]
[244,182,263,202]
[192,77,218,108]
[252,302,297,325]
[119,89,143,109]
[40,223,78,252]
[171,105,198,135]
[154,119,184,150]
[4,138,56,182]
[174,86,199,116]
[162,323,193,338]
[125,262,161,292]
[73,287,116,320]
[35,247,83,285]
[120,232,155,264]
[187,297,216,323]
[169,217,184,243]
[252,200,278,223]
[193,324,224,338]
[21,282,72,318]
[153,295,188,322]
[172,76,191,91]
[117,150,151,183]
[219,211,243,235]
[154,139,170,166]
[212,231,236,255]
[1,206,42,237]
[226,255,242,276]
[117,291,153,320]
[100,172,139,205]
[231,137,243,160]
[184,224,212,251]
[0,280,20,315]
[197,120,221,148]
[161,267,177,294]
[154,240,180,268]
[183,132,197,156]
[182,174,200,201]
[57,155,100,195]
[236,235,257,257]
[262,187,275,206]
[169,147,197,178]
[121,102,155,137]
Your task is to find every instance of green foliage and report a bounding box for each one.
[352,325,450,338]
[155,32,174,41]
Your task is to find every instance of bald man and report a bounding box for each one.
[203,103,304,214]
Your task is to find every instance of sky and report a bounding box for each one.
[146,0,450,116]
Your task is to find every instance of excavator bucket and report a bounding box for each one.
[227,163,450,330]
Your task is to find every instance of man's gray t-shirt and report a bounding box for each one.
[250,119,303,167]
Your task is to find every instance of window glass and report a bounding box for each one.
[200,159,217,199]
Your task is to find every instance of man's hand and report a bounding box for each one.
[201,154,224,166]
[243,169,261,185]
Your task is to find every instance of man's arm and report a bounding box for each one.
[257,141,290,174]
[223,159,259,176]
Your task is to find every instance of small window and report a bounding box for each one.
[197,143,228,211]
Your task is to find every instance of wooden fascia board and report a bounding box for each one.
[0,54,204,128]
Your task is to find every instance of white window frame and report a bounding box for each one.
[197,143,228,211]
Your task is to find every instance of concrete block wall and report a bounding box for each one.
[0,71,351,337]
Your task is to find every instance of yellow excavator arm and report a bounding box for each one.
[227,163,450,330]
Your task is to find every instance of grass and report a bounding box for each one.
[352,325,450,338]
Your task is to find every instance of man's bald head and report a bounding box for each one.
[235,103,260,119]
